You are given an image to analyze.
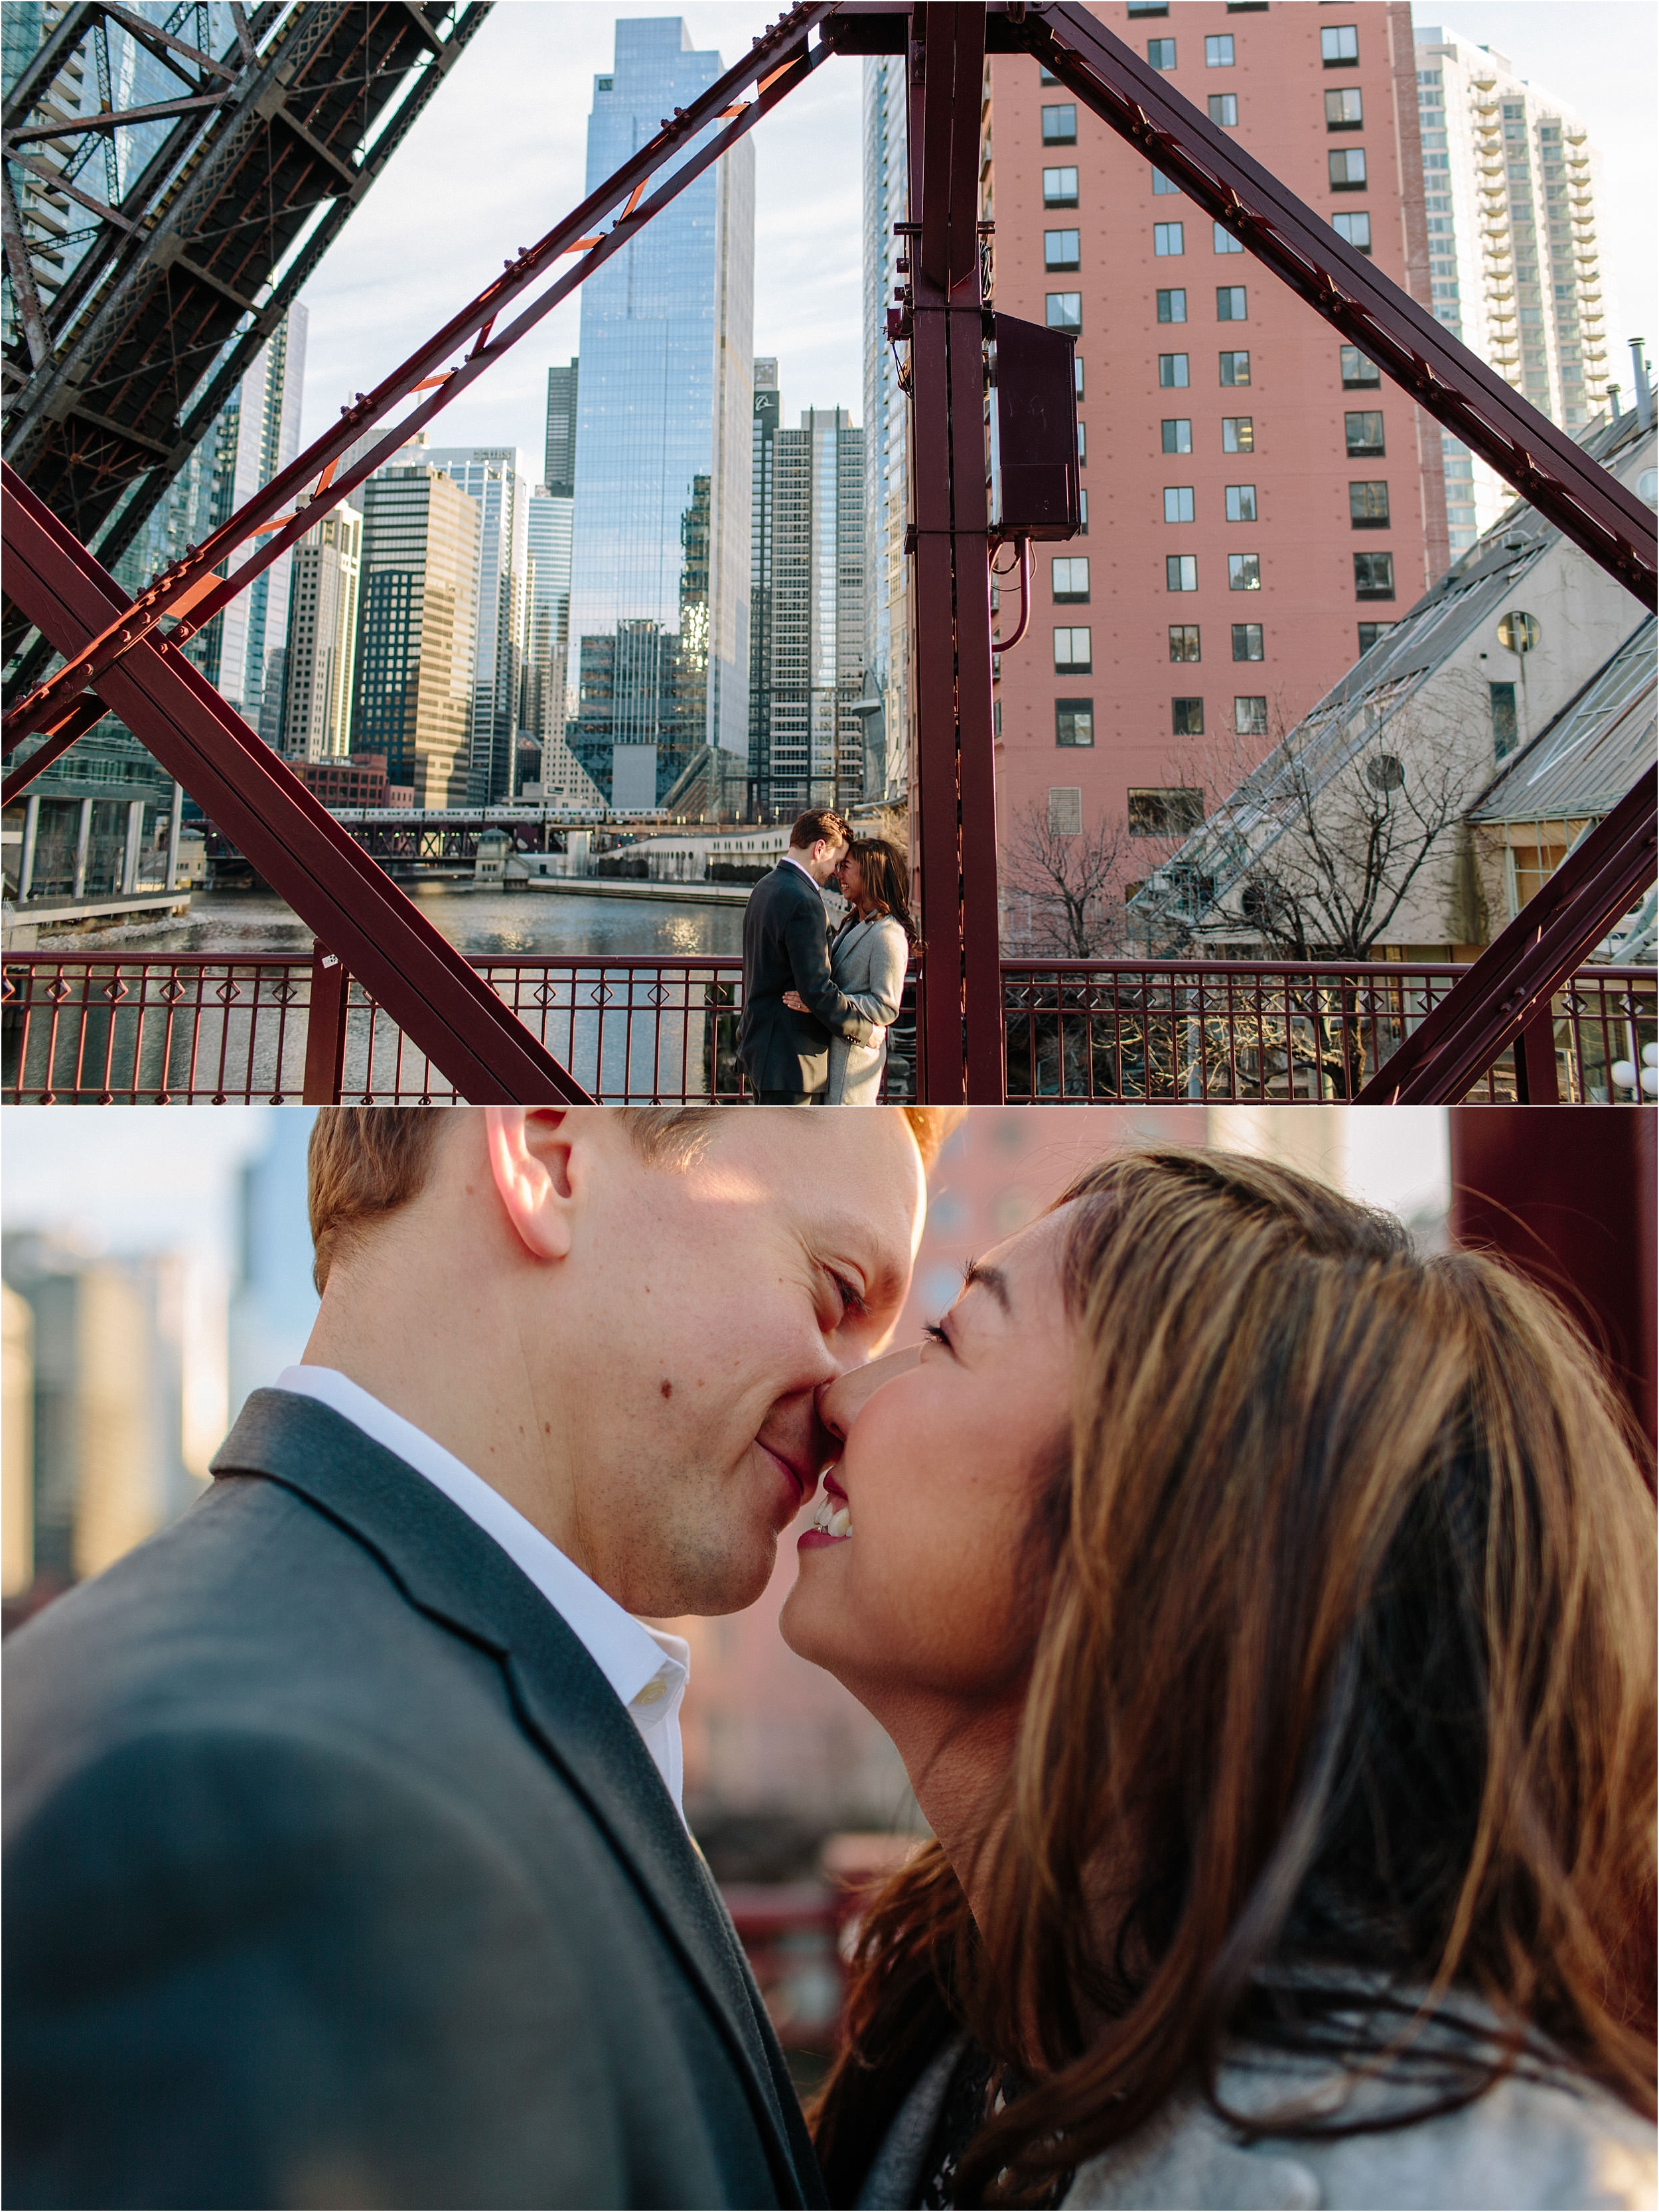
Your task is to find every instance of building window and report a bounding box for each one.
[1354,551,1395,599]
[1222,415,1254,452]
[1224,484,1257,521]
[1074,357,1086,398]
[1154,222,1185,255]
[1043,165,1079,206]
[1340,345,1381,387]
[1228,552,1262,590]
[1220,350,1251,385]
[1080,487,1089,533]
[1045,229,1081,269]
[1214,224,1244,253]
[1321,24,1358,64]
[1334,210,1372,253]
[1152,168,1180,194]
[1205,35,1235,66]
[1146,38,1177,70]
[1345,410,1385,456]
[1052,556,1090,602]
[1161,417,1193,452]
[1169,624,1202,662]
[1358,621,1395,654]
[1156,287,1187,323]
[1164,486,1196,523]
[1232,622,1264,661]
[1054,625,1093,671]
[1046,292,1082,329]
[1349,480,1390,527]
[1129,788,1205,835]
[1173,697,1205,735]
[1076,423,1088,466]
[1489,681,1518,760]
[1042,104,1078,143]
[1208,93,1239,125]
[1329,148,1368,191]
[1054,700,1094,748]
[1234,695,1269,734]
[1159,354,1190,388]
[1048,786,1084,834]
[1325,88,1363,129]
[1217,285,1248,320]
[1167,555,1198,592]
[1127,0,1169,13]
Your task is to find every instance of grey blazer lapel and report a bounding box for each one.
[212,1390,818,2206]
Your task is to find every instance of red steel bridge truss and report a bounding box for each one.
[4,0,1654,1105]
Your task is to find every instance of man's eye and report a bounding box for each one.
[829,1272,867,1320]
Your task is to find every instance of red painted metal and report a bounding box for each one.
[905,2,1004,1104]
[3,4,839,756]
[2,468,595,1103]
[1355,764,1658,1103]
[1024,4,1656,612]
[2,691,109,807]
[302,941,351,1106]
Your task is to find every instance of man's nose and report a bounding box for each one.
[816,1344,923,1445]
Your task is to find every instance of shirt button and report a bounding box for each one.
[634,1677,668,1706]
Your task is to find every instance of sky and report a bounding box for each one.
[293,1,1657,475]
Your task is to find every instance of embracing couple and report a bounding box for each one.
[737,809,916,1105]
[5,1109,1654,2211]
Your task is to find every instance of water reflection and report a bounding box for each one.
[56,886,747,961]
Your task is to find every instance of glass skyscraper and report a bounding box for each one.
[565,17,754,811]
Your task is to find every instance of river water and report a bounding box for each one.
[72,882,747,960]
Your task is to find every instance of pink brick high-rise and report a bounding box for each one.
[981,0,1447,939]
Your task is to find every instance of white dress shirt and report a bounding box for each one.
[780,851,822,886]
[272,1366,689,1817]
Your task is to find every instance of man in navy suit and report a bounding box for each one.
[737,809,875,1103]
[4,1107,938,2209]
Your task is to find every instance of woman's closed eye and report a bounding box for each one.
[922,1320,954,1352]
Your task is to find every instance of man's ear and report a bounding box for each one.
[483,1109,577,1259]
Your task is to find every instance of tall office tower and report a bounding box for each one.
[979,2,1443,915]
[748,357,782,815]
[412,447,532,803]
[766,407,867,815]
[566,17,754,811]
[526,486,602,805]
[1415,29,1610,557]
[114,303,307,742]
[352,466,480,807]
[279,502,362,763]
[543,359,580,496]
[863,53,911,805]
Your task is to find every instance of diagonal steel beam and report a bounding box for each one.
[1021,5,1656,611]
[1,691,109,807]
[1354,766,1658,1104]
[3,1,837,747]
[3,466,595,1105]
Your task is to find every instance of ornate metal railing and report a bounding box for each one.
[3,950,1648,1105]
[1001,959,1657,1105]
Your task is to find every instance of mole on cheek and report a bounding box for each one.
[660,1379,673,1399]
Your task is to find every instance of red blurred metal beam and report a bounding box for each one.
[3,467,594,1104]
[1355,764,1658,1104]
[1023,4,1656,611]
[904,3,1004,1103]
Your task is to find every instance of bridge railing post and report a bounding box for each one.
[303,941,350,1105]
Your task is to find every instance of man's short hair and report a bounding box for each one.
[308,1107,964,1290]
[788,808,851,852]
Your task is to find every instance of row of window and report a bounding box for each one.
[1158,552,1394,598]
[1163,417,1255,453]
[1041,169,1373,263]
[1152,482,1390,527]
[1143,282,1250,319]
[1168,625,1264,663]
[1051,694,1269,748]
[1149,349,1254,387]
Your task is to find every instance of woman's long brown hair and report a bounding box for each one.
[839,837,919,947]
[810,1147,1656,2205]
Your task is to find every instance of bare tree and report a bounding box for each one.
[1001,798,1135,957]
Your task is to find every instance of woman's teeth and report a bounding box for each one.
[810,1495,852,1539]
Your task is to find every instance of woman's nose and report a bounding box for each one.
[816,1344,922,1443]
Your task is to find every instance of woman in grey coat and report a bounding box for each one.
[781,1147,1656,2210]
[784,839,916,1106]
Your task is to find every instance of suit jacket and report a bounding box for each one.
[737,862,875,1094]
[824,915,909,1107]
[3,1390,827,2211]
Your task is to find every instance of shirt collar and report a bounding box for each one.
[780,851,821,884]
[271,1366,689,1811]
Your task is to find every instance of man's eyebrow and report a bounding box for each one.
[962,1257,1012,1314]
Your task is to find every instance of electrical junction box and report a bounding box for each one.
[987,312,1081,541]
